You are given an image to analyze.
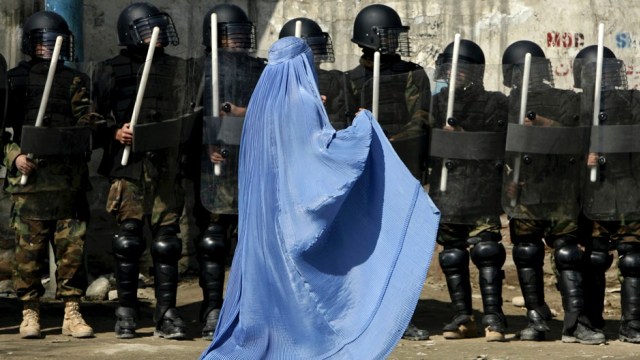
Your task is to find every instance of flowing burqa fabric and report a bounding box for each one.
[200,37,440,359]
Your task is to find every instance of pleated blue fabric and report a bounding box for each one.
[199,37,440,360]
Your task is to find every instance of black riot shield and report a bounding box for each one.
[350,66,431,181]
[130,51,195,154]
[502,57,588,221]
[428,63,508,225]
[581,57,640,221]
[200,49,266,214]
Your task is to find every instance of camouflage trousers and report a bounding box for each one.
[437,220,502,245]
[591,219,640,245]
[509,218,579,246]
[106,173,184,231]
[12,216,86,301]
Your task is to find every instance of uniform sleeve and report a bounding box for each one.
[3,141,22,173]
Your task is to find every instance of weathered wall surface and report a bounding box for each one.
[1,0,640,282]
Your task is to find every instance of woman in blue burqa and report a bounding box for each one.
[200,37,440,359]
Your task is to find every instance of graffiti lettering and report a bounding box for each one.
[615,32,640,48]
[546,32,585,48]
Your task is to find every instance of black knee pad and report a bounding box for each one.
[587,250,613,273]
[470,239,506,268]
[512,240,545,269]
[554,242,583,271]
[113,219,145,262]
[198,224,226,260]
[151,226,182,264]
[618,245,640,278]
[439,246,469,275]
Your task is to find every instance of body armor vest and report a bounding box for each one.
[8,61,86,143]
[349,56,423,136]
[96,49,188,179]
[107,49,187,126]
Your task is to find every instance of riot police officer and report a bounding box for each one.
[279,17,355,129]
[0,53,7,151]
[348,3,431,341]
[93,2,190,339]
[4,10,94,339]
[501,40,604,344]
[429,39,509,341]
[190,3,265,340]
[577,45,640,344]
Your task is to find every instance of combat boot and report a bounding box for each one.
[20,300,41,339]
[620,320,640,343]
[483,313,507,342]
[402,322,429,341]
[202,308,220,340]
[518,308,550,341]
[155,308,187,340]
[562,320,606,345]
[442,314,478,339]
[62,298,94,338]
[115,306,137,339]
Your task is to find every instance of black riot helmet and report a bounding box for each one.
[351,4,410,56]
[117,2,179,48]
[21,11,74,61]
[435,39,485,87]
[202,4,256,51]
[279,18,334,63]
[501,40,554,88]
[573,45,626,89]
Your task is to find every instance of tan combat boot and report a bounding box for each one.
[62,298,94,338]
[20,300,41,339]
[442,314,478,339]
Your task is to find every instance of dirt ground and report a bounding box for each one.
[1,240,639,359]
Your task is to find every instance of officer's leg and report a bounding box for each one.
[470,232,506,342]
[582,236,613,331]
[197,217,228,340]
[511,231,552,341]
[112,219,145,339]
[440,239,476,339]
[13,217,51,339]
[618,242,640,343]
[151,224,187,339]
[553,236,605,344]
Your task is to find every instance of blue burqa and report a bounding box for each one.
[200,37,440,360]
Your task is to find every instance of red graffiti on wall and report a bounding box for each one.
[554,61,572,77]
[547,32,585,48]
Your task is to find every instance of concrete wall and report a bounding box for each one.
[2,0,640,281]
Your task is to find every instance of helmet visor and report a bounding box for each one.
[219,23,256,50]
[27,30,74,61]
[375,26,410,56]
[580,58,627,90]
[506,57,554,90]
[130,13,179,47]
[305,33,334,63]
